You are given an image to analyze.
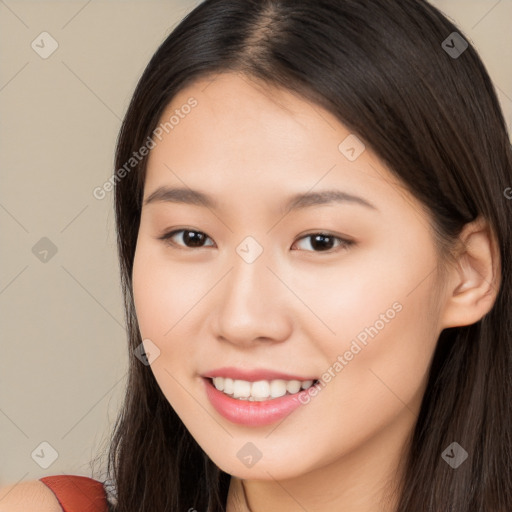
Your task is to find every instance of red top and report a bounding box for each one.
[39,475,109,512]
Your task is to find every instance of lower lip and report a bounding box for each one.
[202,377,315,427]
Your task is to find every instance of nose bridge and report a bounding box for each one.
[213,234,290,343]
[225,235,273,314]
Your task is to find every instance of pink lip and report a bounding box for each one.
[201,366,317,382]
[202,377,315,426]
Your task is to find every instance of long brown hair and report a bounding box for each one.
[102,1,512,510]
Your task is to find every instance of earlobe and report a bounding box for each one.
[440,217,501,329]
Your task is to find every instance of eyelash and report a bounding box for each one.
[157,229,355,254]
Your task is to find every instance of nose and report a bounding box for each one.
[211,248,293,348]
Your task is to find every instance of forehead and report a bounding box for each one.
[144,72,411,213]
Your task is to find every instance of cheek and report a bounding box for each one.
[131,239,228,404]
[132,243,198,380]
[132,244,203,412]
[132,241,205,339]
[311,248,440,430]
[287,241,417,343]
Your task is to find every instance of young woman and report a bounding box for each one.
[2,0,510,511]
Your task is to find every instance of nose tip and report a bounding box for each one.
[211,249,292,347]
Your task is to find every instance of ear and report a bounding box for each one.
[439,216,501,329]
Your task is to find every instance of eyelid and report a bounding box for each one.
[292,231,355,253]
[157,228,215,249]
[157,228,355,253]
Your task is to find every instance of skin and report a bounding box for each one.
[132,72,500,512]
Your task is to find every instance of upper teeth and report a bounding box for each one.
[212,377,315,401]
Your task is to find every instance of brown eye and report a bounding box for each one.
[158,229,215,248]
[292,233,354,253]
[158,229,354,253]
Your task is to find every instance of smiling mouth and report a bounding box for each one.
[207,376,320,401]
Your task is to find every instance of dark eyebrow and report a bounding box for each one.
[143,186,378,212]
[144,186,218,208]
[284,189,378,213]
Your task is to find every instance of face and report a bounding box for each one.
[132,72,446,481]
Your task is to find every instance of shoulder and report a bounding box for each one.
[0,479,62,511]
